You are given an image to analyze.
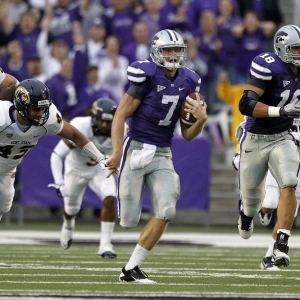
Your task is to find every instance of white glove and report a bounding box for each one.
[232,153,240,171]
[48,182,69,198]
[98,156,107,170]
[280,103,300,118]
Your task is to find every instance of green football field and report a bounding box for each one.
[1,223,300,299]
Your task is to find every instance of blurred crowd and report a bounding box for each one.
[0,0,284,120]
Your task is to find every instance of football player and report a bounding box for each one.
[238,24,300,268]
[106,29,207,283]
[49,98,119,258]
[233,118,300,270]
[0,78,105,222]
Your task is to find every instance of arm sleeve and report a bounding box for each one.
[50,140,71,184]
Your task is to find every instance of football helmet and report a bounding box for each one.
[150,29,187,71]
[274,25,300,66]
[90,97,117,136]
[14,79,52,126]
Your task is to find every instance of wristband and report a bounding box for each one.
[268,106,280,117]
[82,141,104,162]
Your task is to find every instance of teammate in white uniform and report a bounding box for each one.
[0,79,105,221]
[50,98,119,258]
[233,118,300,270]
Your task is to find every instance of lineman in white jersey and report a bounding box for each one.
[50,98,120,258]
[0,79,106,221]
[233,118,300,270]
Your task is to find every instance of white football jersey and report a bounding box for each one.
[0,101,63,174]
[65,116,113,172]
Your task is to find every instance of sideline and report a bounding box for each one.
[1,230,300,248]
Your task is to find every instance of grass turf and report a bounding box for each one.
[0,236,300,299]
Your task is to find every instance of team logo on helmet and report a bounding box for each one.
[15,86,30,104]
[275,31,288,45]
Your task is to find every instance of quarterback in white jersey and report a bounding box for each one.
[0,79,105,221]
[50,98,119,258]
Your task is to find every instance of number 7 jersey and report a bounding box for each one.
[246,52,300,134]
[0,101,63,174]
[126,60,201,147]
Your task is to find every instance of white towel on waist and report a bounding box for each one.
[130,143,156,170]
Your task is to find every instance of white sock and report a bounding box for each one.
[100,221,115,247]
[64,216,75,229]
[265,238,276,257]
[125,244,150,270]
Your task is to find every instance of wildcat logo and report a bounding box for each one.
[275,31,288,45]
[15,86,30,104]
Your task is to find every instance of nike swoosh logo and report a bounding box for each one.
[179,87,185,91]
[245,150,252,153]
[33,135,40,138]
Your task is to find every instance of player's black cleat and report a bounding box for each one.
[119,266,156,284]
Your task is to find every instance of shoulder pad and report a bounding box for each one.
[0,101,12,128]
[127,60,156,83]
[70,116,91,137]
[181,67,202,93]
[250,52,282,81]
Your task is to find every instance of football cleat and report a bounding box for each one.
[258,210,272,226]
[98,243,117,258]
[238,211,253,239]
[273,241,290,267]
[60,220,75,250]
[260,256,280,271]
[119,266,156,284]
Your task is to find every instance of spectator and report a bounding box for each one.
[79,0,105,39]
[184,33,208,78]
[85,17,107,66]
[121,21,150,64]
[187,0,240,33]
[102,0,138,51]
[26,55,48,83]
[6,0,29,27]
[159,0,189,33]
[237,0,281,51]
[46,56,78,121]
[48,0,82,50]
[74,65,117,117]
[37,16,70,79]
[97,35,129,103]
[6,10,41,62]
[217,0,243,84]
[232,11,272,84]
[139,0,161,44]
[196,10,223,115]
[0,40,27,81]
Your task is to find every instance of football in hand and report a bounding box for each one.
[180,92,202,126]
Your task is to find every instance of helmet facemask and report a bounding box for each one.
[150,30,187,71]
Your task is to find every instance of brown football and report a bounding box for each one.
[180,92,202,126]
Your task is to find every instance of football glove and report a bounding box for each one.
[48,182,69,198]
[232,152,240,171]
[279,103,300,118]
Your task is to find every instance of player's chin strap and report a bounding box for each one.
[81,141,107,170]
